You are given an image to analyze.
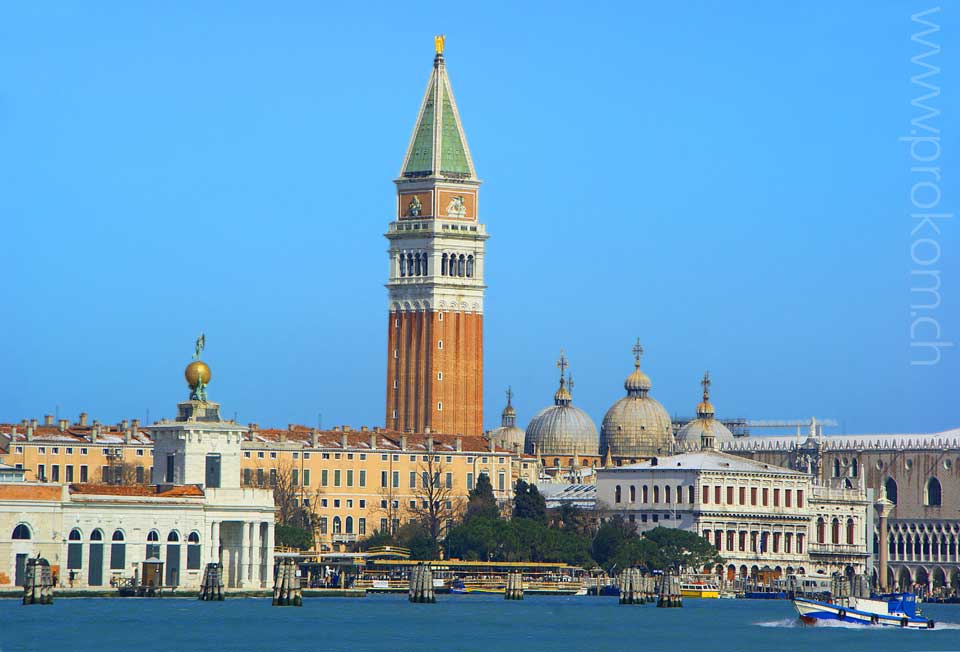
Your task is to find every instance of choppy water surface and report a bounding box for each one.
[3,595,959,652]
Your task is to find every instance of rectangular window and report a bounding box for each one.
[269,468,277,487]
[797,534,804,553]
[292,469,299,486]
[751,487,758,505]
[80,448,87,455]
[445,472,452,489]
[244,452,251,458]
[205,453,221,488]
[381,470,388,487]
[80,465,88,482]
[38,464,46,481]
[702,486,709,503]
[381,454,388,461]
[773,488,780,507]
[359,499,366,508]
[785,489,792,507]
[135,466,144,484]
[726,486,733,504]
[358,518,366,536]
[498,472,505,492]
[51,465,60,482]
[136,449,144,456]
[409,471,416,488]
[346,470,354,487]
[688,486,694,503]
[359,470,366,487]
[739,486,746,505]
[52,447,59,454]
[243,468,252,485]
[392,471,399,488]
[15,446,23,453]
[303,469,311,486]
[321,470,329,487]
[257,468,265,485]
[165,453,175,483]
[257,452,264,459]
[409,500,416,509]
[334,499,340,508]
[739,531,746,551]
[270,452,277,459]
[380,518,388,533]
[714,486,721,504]
[65,465,74,483]
[467,473,474,490]
[762,488,769,506]
[797,490,804,508]
[334,470,341,487]
[101,466,110,483]
[304,453,311,460]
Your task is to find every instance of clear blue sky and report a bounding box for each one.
[1,2,955,435]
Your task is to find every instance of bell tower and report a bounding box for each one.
[385,37,487,436]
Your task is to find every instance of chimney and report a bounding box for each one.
[58,419,68,432]
[332,426,341,432]
[455,436,462,452]
[25,425,33,441]
[21,419,28,428]
[120,419,129,430]
[247,423,258,441]
[369,433,377,450]
[311,429,319,448]
[91,425,100,443]
[30,418,38,428]
[341,433,348,449]
[43,415,53,426]
[131,419,140,430]
[400,435,407,451]
[488,437,496,453]
[342,425,351,433]
[426,435,434,452]
[124,428,132,444]
[279,431,287,443]
[360,425,368,432]
[78,412,88,427]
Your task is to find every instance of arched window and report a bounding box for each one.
[653,486,660,503]
[68,528,83,570]
[168,531,179,542]
[831,518,840,544]
[676,485,683,504]
[615,485,622,503]
[846,518,855,545]
[457,255,465,277]
[416,253,423,276]
[850,458,859,477]
[333,516,342,534]
[90,529,103,541]
[346,516,354,534]
[12,524,31,540]
[187,532,201,569]
[833,458,841,477]
[642,485,649,503]
[665,485,672,503]
[441,254,448,276]
[146,530,160,560]
[111,530,126,570]
[466,255,474,277]
[884,477,898,504]
[816,518,825,543]
[629,485,636,502]
[926,477,942,506]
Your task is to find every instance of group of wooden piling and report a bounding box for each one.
[22,558,54,605]
[272,558,303,606]
[408,562,436,603]
[504,571,524,600]
[618,568,654,604]
[198,562,225,601]
[656,572,682,608]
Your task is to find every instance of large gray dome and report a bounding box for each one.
[525,377,598,456]
[599,347,673,459]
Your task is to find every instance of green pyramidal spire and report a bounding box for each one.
[400,45,477,180]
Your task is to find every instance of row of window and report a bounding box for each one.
[614,484,695,505]
[395,252,477,278]
[701,485,804,509]
[379,469,506,492]
[883,476,942,507]
[34,464,150,484]
[704,529,807,555]
[318,515,366,536]
[815,517,857,545]
[14,446,150,456]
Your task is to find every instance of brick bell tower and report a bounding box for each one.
[385,36,487,437]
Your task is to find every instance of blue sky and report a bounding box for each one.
[1,2,955,435]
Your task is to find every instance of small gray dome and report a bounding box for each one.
[675,418,735,446]
[490,425,526,452]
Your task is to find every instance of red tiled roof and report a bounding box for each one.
[69,483,204,497]
[250,427,509,453]
[0,484,63,501]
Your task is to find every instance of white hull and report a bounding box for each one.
[793,598,934,629]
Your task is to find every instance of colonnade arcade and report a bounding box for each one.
[209,519,274,588]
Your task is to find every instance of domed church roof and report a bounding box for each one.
[600,339,673,459]
[488,387,526,452]
[675,371,735,447]
[525,351,599,457]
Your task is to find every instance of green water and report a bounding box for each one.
[3,595,959,652]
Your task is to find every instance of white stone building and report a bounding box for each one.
[0,359,275,591]
[596,447,870,582]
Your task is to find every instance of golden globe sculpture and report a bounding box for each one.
[184,360,212,389]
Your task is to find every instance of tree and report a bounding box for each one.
[465,473,499,521]
[591,516,638,572]
[641,527,723,572]
[276,523,313,550]
[408,455,460,545]
[270,462,323,548]
[513,480,547,523]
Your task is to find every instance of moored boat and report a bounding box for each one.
[680,581,719,599]
[793,593,935,629]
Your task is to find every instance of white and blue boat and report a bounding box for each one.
[793,593,935,629]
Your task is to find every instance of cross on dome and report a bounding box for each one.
[556,349,569,379]
[632,338,644,366]
[701,371,711,400]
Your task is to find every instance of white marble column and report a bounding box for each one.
[211,520,221,563]
[266,521,275,586]
[250,522,261,587]
[238,521,249,588]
